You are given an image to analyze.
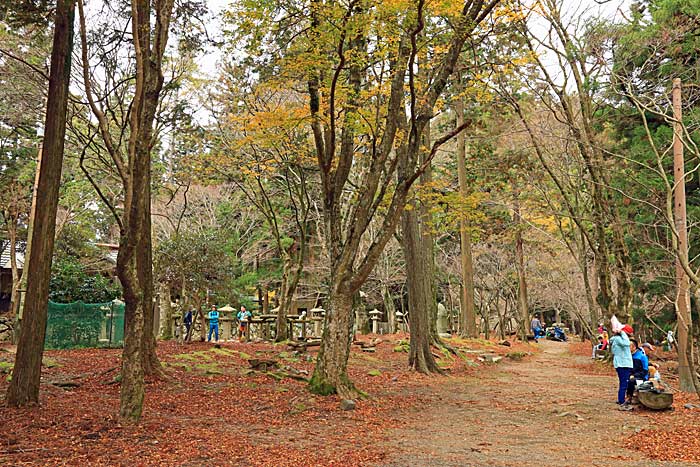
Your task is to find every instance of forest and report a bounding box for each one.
[2,0,700,465]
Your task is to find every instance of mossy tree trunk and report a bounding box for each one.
[309,285,356,397]
[116,0,175,422]
[160,283,173,340]
[401,202,441,373]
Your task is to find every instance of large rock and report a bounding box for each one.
[340,399,356,411]
[478,354,502,364]
[0,316,13,343]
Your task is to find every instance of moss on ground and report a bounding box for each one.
[506,351,527,361]
[42,357,61,368]
[195,363,223,375]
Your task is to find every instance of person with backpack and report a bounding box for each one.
[207,304,220,342]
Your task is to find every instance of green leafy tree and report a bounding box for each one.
[49,256,121,303]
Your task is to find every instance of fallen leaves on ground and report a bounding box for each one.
[570,337,700,463]
[0,334,533,466]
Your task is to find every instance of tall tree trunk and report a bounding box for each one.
[455,96,477,338]
[482,298,490,340]
[672,78,694,392]
[401,201,441,373]
[7,215,21,322]
[383,284,397,333]
[263,287,269,314]
[496,295,505,340]
[117,0,174,422]
[117,260,146,421]
[275,272,291,342]
[309,285,356,398]
[401,93,440,371]
[275,250,305,342]
[513,187,529,341]
[187,294,202,342]
[12,143,42,344]
[117,111,152,421]
[421,102,440,346]
[198,297,208,341]
[140,190,160,375]
[577,228,599,335]
[6,0,75,407]
[160,283,173,340]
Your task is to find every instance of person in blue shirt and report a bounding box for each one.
[610,326,633,406]
[237,305,252,342]
[207,305,220,342]
[530,314,542,343]
[626,338,649,400]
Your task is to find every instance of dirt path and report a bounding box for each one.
[380,340,695,467]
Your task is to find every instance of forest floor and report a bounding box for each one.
[1,334,700,466]
[380,339,700,467]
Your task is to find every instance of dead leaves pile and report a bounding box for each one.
[0,335,507,466]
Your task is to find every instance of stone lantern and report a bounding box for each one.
[395,310,406,332]
[310,307,325,337]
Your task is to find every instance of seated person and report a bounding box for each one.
[591,335,608,358]
[641,342,661,382]
[648,363,661,381]
[552,325,567,341]
[626,338,649,401]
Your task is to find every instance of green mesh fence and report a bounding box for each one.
[45,300,125,349]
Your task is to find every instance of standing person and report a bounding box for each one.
[665,330,675,351]
[237,305,252,342]
[184,308,193,338]
[207,305,220,342]
[530,314,542,343]
[610,325,634,408]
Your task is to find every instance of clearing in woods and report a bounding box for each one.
[1,338,698,466]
